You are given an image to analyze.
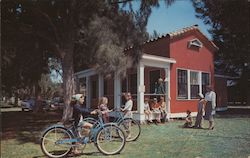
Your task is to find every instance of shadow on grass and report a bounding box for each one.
[2,110,63,144]
[195,133,250,140]
[216,108,250,118]
[32,151,104,158]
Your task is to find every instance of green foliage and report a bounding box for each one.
[38,74,62,99]
[192,0,250,75]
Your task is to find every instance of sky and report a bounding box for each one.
[52,0,212,82]
[146,0,212,39]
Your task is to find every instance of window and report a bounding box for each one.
[149,70,160,94]
[91,80,98,99]
[177,69,210,100]
[129,73,137,95]
[122,78,128,92]
[202,73,210,94]
[190,71,199,99]
[104,79,108,95]
[177,69,188,99]
[188,39,203,48]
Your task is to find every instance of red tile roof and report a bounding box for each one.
[126,25,218,51]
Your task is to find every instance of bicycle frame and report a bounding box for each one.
[43,112,115,146]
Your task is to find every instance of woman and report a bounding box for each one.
[193,93,205,129]
[204,86,216,130]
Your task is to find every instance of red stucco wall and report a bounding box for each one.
[169,32,215,113]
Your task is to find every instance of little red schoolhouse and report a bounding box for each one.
[75,25,219,122]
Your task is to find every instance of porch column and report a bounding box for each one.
[165,67,171,120]
[187,70,191,99]
[114,73,121,109]
[198,72,202,94]
[98,74,104,98]
[86,76,91,109]
[137,63,145,123]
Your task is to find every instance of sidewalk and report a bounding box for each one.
[228,106,250,109]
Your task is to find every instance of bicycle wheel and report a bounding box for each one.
[41,126,73,158]
[95,124,126,155]
[118,118,141,142]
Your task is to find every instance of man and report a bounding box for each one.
[204,86,216,130]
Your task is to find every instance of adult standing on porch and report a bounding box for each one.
[204,86,216,130]
[121,92,133,118]
[155,78,165,94]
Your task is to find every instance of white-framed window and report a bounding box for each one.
[177,69,210,100]
[202,72,210,94]
[177,69,188,99]
[190,71,199,99]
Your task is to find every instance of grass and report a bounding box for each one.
[1,108,250,158]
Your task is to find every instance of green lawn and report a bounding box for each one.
[1,109,250,158]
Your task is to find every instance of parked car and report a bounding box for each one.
[50,97,64,110]
[21,98,35,111]
[21,98,50,111]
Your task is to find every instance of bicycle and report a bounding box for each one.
[40,110,126,158]
[83,108,141,142]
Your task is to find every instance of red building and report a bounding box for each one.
[75,25,219,122]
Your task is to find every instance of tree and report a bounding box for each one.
[38,73,61,99]
[192,0,250,103]
[192,0,250,73]
[1,0,176,120]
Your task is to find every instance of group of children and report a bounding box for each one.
[69,92,133,155]
[144,96,167,123]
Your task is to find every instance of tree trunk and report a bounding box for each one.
[0,7,2,101]
[61,49,75,122]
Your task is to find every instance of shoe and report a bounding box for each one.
[72,149,81,155]
[208,126,214,130]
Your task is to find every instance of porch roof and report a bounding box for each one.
[75,53,176,78]
[142,53,176,64]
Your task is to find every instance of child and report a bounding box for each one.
[193,93,205,128]
[71,94,93,155]
[144,98,153,123]
[121,93,133,118]
[183,110,193,128]
[98,97,110,123]
[151,98,161,123]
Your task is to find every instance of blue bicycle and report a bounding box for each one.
[83,109,141,142]
[40,110,126,158]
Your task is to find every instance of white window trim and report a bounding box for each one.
[190,70,200,99]
[176,68,211,101]
[188,38,203,48]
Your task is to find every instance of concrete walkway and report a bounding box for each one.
[228,106,250,109]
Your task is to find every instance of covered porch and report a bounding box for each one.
[74,54,176,123]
